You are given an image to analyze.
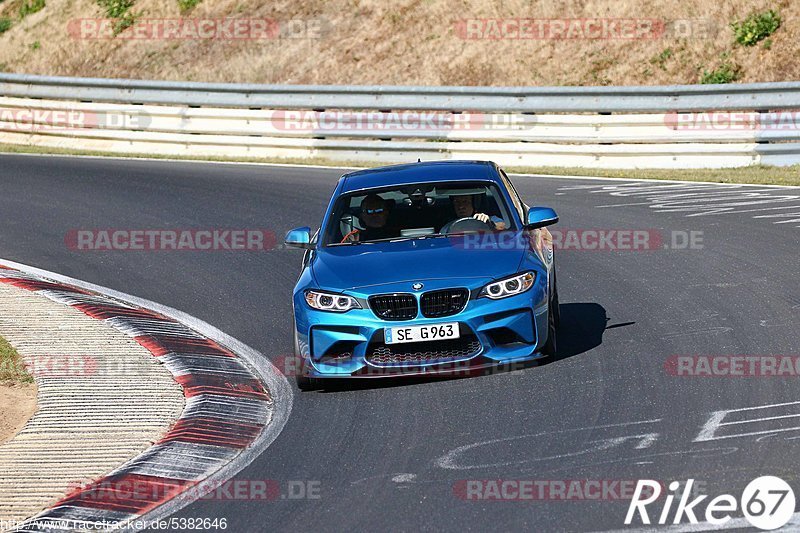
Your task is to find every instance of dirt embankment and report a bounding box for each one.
[0,0,796,85]
[0,383,36,445]
[0,334,36,444]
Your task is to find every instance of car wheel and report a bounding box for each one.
[541,285,558,358]
[294,328,319,391]
[295,372,319,391]
[551,268,561,328]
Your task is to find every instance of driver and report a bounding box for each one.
[356,194,398,242]
[450,194,506,230]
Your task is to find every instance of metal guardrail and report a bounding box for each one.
[2,73,800,112]
[1,73,799,168]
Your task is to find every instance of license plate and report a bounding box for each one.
[384,323,460,344]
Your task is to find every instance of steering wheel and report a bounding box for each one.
[441,217,492,234]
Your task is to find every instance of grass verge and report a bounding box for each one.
[1,143,799,186]
[0,334,32,384]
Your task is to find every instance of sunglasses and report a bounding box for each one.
[363,208,385,215]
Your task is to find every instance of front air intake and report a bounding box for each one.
[420,288,469,318]
[368,293,417,321]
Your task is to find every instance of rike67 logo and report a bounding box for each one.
[625,476,795,530]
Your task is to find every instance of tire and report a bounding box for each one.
[541,280,559,358]
[551,268,561,328]
[294,328,319,391]
[295,372,319,391]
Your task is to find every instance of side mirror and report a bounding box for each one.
[285,227,313,249]
[525,207,559,229]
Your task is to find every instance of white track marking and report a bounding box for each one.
[436,420,662,471]
[557,181,800,227]
[661,327,733,339]
[596,201,656,208]
[695,402,800,442]
[0,258,293,532]
[599,510,800,532]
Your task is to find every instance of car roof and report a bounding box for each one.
[338,160,500,194]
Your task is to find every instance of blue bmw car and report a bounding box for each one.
[285,160,559,390]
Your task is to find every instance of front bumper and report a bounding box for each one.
[293,277,550,378]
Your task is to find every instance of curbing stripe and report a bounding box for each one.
[180,395,272,424]
[105,318,205,339]
[110,442,240,480]
[132,336,236,358]
[173,374,269,400]
[0,261,291,532]
[158,353,256,378]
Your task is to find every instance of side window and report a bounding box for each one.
[499,169,526,220]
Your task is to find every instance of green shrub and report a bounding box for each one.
[18,0,45,19]
[178,0,202,13]
[650,48,672,70]
[96,0,134,19]
[0,17,12,34]
[96,0,136,35]
[113,12,136,34]
[700,61,741,84]
[0,335,33,384]
[731,10,781,46]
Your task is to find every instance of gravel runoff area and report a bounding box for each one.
[0,282,184,526]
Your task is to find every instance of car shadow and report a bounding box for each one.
[310,302,614,393]
[553,302,610,362]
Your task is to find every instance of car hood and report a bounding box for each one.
[311,237,527,291]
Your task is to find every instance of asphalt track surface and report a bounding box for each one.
[1,153,799,532]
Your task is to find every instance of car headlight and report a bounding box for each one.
[304,290,361,312]
[479,272,535,300]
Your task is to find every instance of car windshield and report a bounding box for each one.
[322,181,516,246]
